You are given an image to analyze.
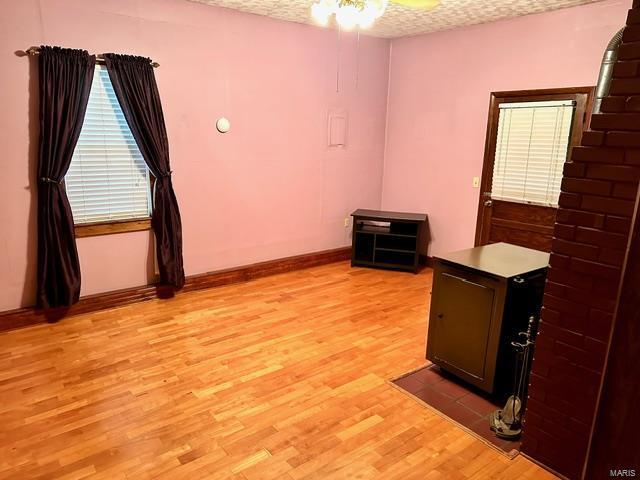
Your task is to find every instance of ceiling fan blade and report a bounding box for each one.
[391,0,440,9]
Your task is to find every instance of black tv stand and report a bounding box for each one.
[350,209,427,273]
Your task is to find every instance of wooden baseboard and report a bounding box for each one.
[0,246,352,333]
[419,254,435,267]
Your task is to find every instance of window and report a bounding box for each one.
[66,65,152,234]
[490,100,575,207]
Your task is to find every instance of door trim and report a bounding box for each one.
[474,86,595,247]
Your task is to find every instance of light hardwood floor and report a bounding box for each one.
[0,262,557,479]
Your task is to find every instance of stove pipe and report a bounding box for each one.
[593,28,625,114]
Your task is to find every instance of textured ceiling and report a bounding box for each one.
[188,0,605,38]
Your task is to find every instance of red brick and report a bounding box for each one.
[584,337,608,359]
[545,268,594,290]
[552,238,599,260]
[624,26,640,42]
[571,146,625,163]
[568,285,615,310]
[554,224,575,240]
[561,370,600,398]
[575,364,603,387]
[533,339,569,367]
[529,391,572,421]
[589,307,614,324]
[567,417,591,436]
[553,340,598,370]
[549,252,571,268]
[592,278,621,298]
[546,390,594,421]
[562,342,605,372]
[540,306,563,327]
[618,41,640,60]
[580,131,605,146]
[612,181,639,199]
[609,77,640,95]
[521,436,538,455]
[524,411,545,429]
[564,280,613,307]
[527,397,568,428]
[591,112,640,131]
[586,163,640,182]
[543,292,589,316]
[533,334,555,358]
[523,430,582,478]
[535,344,562,366]
[606,131,640,147]
[624,95,640,111]
[586,309,614,341]
[605,215,632,233]
[599,247,627,266]
[555,208,605,228]
[612,60,640,77]
[544,279,566,297]
[581,194,635,215]
[629,8,640,25]
[559,311,590,334]
[563,161,586,178]
[562,177,611,196]
[570,257,621,279]
[558,192,581,209]
[600,96,627,113]
[625,149,640,164]
[529,358,551,383]
[532,346,566,372]
[575,226,629,248]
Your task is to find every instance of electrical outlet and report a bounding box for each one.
[472,176,480,188]
[344,217,350,228]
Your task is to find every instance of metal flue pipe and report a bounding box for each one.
[593,28,625,113]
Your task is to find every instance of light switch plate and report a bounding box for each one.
[472,176,480,188]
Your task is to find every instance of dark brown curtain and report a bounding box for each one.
[37,46,95,308]
[104,54,185,289]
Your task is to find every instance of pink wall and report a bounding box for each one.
[0,0,390,311]
[1,0,632,312]
[382,0,630,258]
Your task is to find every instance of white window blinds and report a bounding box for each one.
[66,65,152,225]
[490,100,575,207]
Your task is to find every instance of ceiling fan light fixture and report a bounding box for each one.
[336,4,360,29]
[311,1,331,25]
[310,0,389,30]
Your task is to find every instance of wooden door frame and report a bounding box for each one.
[474,86,595,247]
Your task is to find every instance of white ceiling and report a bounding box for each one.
[188,0,605,38]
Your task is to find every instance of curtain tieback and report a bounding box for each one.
[159,171,172,178]
[39,177,61,184]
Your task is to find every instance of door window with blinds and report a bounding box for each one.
[490,100,575,207]
[66,65,152,225]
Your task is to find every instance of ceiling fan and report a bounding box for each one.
[311,0,440,30]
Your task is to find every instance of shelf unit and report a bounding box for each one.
[351,209,428,273]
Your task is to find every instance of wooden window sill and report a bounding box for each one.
[74,218,152,238]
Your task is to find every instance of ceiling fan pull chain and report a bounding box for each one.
[336,25,341,93]
[356,31,360,89]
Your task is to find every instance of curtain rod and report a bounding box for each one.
[24,46,160,68]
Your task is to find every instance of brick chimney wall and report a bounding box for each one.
[521,5,640,479]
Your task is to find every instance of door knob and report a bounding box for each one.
[484,200,493,207]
